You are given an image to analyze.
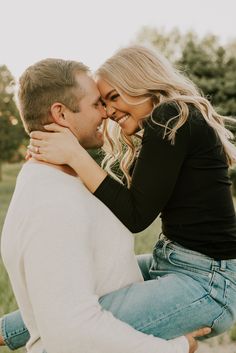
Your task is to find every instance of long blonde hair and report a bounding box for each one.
[96,45,236,187]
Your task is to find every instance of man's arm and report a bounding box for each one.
[22,203,189,353]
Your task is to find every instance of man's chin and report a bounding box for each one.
[83,138,104,150]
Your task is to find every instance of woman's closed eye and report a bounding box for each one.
[110,94,120,102]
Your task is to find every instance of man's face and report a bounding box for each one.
[66,73,107,149]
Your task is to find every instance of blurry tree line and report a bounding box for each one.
[0,65,26,180]
[0,27,236,181]
[136,27,236,116]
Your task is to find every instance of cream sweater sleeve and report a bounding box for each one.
[23,205,189,353]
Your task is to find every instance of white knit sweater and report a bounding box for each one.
[1,162,188,353]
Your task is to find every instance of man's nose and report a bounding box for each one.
[100,105,108,119]
[106,105,116,119]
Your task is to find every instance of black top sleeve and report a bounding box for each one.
[94,103,190,233]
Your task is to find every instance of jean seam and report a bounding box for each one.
[2,317,15,351]
[2,316,29,350]
[211,300,228,328]
[154,241,212,277]
[135,292,212,332]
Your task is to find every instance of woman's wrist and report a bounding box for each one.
[68,146,107,193]
[68,145,90,170]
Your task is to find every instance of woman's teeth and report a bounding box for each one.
[118,115,130,125]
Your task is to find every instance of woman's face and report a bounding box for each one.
[97,78,153,135]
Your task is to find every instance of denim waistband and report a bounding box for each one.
[156,235,236,272]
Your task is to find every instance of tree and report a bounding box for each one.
[135,28,236,117]
[177,34,236,116]
[136,27,198,62]
[0,65,26,181]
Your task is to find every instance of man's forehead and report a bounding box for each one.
[76,73,97,91]
[76,73,100,103]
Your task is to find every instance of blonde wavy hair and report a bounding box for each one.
[96,45,236,187]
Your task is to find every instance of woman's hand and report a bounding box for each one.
[29,123,107,193]
[185,327,211,353]
[28,124,81,165]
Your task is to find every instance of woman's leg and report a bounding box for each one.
[99,239,236,339]
[1,273,219,351]
[99,272,218,339]
[136,254,153,281]
[3,241,236,349]
[0,310,30,350]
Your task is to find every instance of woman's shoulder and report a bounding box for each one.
[143,101,209,146]
[145,101,206,130]
[143,102,179,134]
[152,101,180,123]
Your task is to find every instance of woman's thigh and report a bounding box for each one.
[99,273,222,340]
[150,239,236,336]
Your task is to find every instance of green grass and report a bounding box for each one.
[0,163,25,353]
[0,163,24,316]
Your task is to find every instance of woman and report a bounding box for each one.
[29,44,236,330]
[3,45,236,346]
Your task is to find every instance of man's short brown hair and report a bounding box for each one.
[18,58,89,133]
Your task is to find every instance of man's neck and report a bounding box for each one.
[27,159,77,177]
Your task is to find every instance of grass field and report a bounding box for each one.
[0,163,25,353]
[0,162,235,353]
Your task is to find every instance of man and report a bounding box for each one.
[0,58,207,353]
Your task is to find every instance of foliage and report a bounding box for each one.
[136,28,236,117]
[178,35,236,116]
[0,163,25,353]
[136,26,191,62]
[0,66,26,181]
[229,324,236,341]
[88,148,105,166]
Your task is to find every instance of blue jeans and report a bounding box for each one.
[2,238,236,350]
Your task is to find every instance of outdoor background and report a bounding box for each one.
[1,0,236,352]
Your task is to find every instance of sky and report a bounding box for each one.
[1,0,235,79]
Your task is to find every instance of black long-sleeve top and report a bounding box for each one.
[94,102,236,259]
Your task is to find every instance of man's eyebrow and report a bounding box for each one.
[104,89,116,100]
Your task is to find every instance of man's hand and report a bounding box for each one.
[185,327,211,353]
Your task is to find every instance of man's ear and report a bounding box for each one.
[50,103,70,127]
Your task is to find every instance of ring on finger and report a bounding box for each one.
[36,146,40,154]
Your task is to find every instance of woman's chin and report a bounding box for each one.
[121,128,134,136]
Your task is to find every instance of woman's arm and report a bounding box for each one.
[30,125,108,193]
[29,104,190,232]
